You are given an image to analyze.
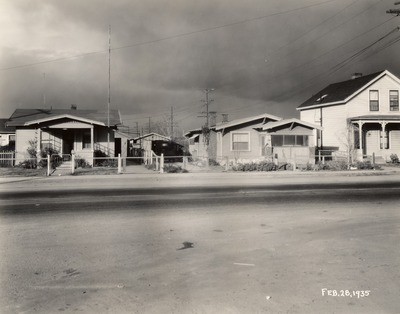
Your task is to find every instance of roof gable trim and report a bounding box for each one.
[24,114,106,126]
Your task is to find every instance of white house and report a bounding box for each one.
[6,108,122,165]
[297,70,400,162]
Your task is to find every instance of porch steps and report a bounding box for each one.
[52,161,73,176]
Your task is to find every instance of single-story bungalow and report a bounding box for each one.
[185,113,322,165]
[6,108,123,165]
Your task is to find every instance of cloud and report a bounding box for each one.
[1,0,399,132]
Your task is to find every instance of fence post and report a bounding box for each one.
[71,153,75,174]
[292,153,296,171]
[156,154,159,170]
[160,153,164,173]
[118,153,122,174]
[183,156,188,170]
[318,150,321,163]
[372,152,375,166]
[274,153,278,166]
[225,156,229,171]
[47,154,51,176]
[322,156,325,165]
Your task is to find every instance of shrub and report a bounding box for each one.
[39,147,62,169]
[319,160,348,171]
[93,149,117,167]
[390,154,399,163]
[231,161,277,172]
[76,157,91,168]
[208,159,220,166]
[354,160,380,170]
[163,165,188,173]
[18,159,37,169]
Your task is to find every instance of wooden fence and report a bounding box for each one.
[0,150,15,167]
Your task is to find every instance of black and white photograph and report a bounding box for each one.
[1,0,400,313]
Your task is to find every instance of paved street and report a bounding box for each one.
[1,173,400,313]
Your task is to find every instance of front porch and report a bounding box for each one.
[351,116,400,162]
[34,121,115,165]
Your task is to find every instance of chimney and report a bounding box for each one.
[71,104,77,110]
[351,73,363,80]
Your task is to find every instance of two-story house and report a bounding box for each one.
[297,70,400,161]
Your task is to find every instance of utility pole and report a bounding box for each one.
[387,1,400,15]
[42,72,46,108]
[198,88,215,128]
[107,25,111,155]
[148,117,151,133]
[135,122,139,137]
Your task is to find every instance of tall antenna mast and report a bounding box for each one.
[107,25,111,155]
[42,72,46,108]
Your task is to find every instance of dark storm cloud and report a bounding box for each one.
[1,0,400,130]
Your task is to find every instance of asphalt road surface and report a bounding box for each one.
[1,178,400,313]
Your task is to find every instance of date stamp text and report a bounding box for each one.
[321,288,370,298]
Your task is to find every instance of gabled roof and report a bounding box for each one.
[297,70,397,110]
[6,109,122,127]
[214,113,282,131]
[134,132,171,141]
[184,128,202,138]
[262,118,323,131]
[0,119,15,133]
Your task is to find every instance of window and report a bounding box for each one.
[232,132,249,151]
[82,130,91,149]
[369,90,379,111]
[284,135,296,146]
[390,90,399,111]
[271,135,309,147]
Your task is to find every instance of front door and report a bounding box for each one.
[62,130,74,155]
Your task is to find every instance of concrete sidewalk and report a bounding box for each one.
[1,167,400,193]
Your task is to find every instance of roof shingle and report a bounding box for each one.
[297,71,385,110]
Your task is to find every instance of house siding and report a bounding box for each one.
[220,126,262,161]
[15,129,36,163]
[391,130,400,151]
[348,75,400,116]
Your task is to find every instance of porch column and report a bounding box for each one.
[380,122,387,149]
[90,126,94,152]
[36,128,42,155]
[358,121,364,151]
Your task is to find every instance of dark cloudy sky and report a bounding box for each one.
[1,0,399,133]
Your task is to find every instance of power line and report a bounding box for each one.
[0,0,339,72]
[215,0,391,93]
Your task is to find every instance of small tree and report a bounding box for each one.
[337,121,357,166]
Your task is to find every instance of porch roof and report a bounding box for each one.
[6,109,121,127]
[350,115,400,121]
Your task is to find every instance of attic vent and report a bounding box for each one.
[316,94,328,102]
[351,73,363,80]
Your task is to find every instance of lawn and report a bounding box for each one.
[0,167,47,177]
